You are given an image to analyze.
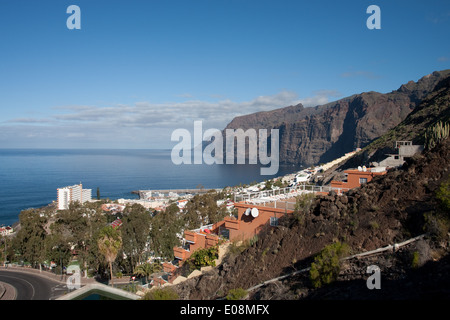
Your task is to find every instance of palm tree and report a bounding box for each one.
[97,226,122,286]
[134,262,161,284]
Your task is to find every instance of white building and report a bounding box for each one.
[57,183,92,210]
[0,226,13,236]
[82,188,92,203]
[376,141,424,168]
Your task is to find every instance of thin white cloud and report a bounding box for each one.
[0,90,341,148]
[45,90,301,128]
[299,90,342,107]
[5,117,55,124]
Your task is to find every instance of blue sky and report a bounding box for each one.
[0,0,449,149]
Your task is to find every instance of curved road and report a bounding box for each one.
[0,270,63,300]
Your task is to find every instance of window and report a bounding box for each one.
[359,178,368,184]
[220,228,230,240]
[270,217,278,227]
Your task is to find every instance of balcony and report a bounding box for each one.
[162,262,177,273]
[184,230,198,243]
[224,216,240,230]
[173,246,190,260]
[205,234,219,248]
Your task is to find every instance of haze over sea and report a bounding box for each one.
[0,149,300,226]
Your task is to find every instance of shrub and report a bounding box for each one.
[249,235,259,246]
[369,220,380,230]
[226,240,247,256]
[142,287,179,300]
[294,193,315,215]
[226,288,248,300]
[189,246,219,269]
[423,212,449,241]
[436,176,450,212]
[309,242,349,288]
[411,251,420,269]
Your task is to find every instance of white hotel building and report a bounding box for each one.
[57,183,92,210]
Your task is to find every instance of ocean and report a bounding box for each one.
[0,149,301,226]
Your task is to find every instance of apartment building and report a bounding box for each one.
[173,202,294,262]
[330,166,387,189]
[57,183,92,210]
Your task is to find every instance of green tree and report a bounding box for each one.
[133,262,161,284]
[183,192,228,229]
[44,234,72,276]
[97,226,123,286]
[309,242,349,288]
[50,201,88,245]
[49,201,106,277]
[97,187,101,200]
[263,179,273,191]
[273,178,286,188]
[12,208,49,268]
[150,203,182,259]
[121,204,151,272]
[0,235,12,266]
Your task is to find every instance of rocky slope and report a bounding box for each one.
[173,137,450,300]
[224,70,450,166]
[314,70,450,186]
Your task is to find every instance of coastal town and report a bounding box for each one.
[1,0,450,308]
[0,140,428,300]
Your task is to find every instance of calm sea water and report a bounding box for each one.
[0,149,301,226]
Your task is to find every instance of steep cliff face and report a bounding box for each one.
[223,70,450,166]
[320,71,450,178]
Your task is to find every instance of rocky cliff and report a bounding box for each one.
[224,70,450,166]
[314,71,450,186]
[173,136,450,300]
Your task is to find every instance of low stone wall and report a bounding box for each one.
[0,281,16,300]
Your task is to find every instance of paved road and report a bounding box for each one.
[0,270,65,300]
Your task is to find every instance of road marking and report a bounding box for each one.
[0,274,35,300]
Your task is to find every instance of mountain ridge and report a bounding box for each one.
[224,70,450,166]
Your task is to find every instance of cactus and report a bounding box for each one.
[425,121,450,150]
